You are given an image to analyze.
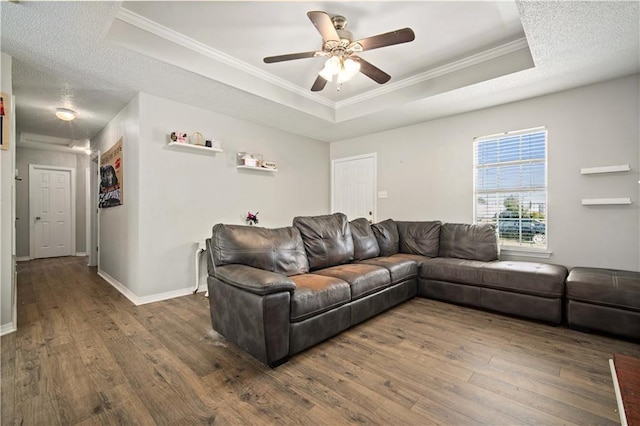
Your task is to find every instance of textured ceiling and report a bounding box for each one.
[1,1,639,145]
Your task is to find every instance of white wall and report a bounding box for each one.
[331,74,640,271]
[136,93,329,298]
[91,95,141,295]
[15,148,89,257]
[1,52,16,333]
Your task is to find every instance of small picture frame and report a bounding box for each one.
[1,93,10,151]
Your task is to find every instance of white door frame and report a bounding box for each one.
[28,164,76,260]
[330,153,377,222]
[89,152,100,268]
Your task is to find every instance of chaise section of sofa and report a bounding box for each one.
[383,220,568,324]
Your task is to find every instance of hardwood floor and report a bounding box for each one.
[2,256,639,425]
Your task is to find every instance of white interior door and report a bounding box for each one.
[29,165,75,259]
[331,153,376,223]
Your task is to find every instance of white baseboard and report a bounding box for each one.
[97,269,197,306]
[16,256,30,262]
[0,322,17,336]
[76,252,87,257]
[136,287,197,305]
[97,269,139,306]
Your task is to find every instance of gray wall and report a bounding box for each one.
[91,95,141,295]
[91,92,330,301]
[1,52,15,332]
[136,92,330,298]
[15,148,89,257]
[331,74,640,271]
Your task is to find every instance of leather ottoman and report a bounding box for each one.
[566,267,640,340]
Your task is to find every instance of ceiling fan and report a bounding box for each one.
[263,11,415,92]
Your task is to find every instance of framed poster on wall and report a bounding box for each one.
[0,92,10,150]
[99,137,123,208]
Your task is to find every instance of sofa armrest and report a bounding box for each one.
[207,275,291,366]
[215,264,296,295]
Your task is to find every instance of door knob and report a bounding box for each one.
[35,216,41,220]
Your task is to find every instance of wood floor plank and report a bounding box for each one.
[14,392,63,426]
[3,257,640,425]
[469,371,618,425]
[72,329,128,393]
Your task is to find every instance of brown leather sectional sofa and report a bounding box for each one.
[206,213,569,366]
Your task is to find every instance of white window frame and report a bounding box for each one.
[473,127,552,258]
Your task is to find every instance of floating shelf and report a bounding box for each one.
[168,141,222,153]
[581,198,632,205]
[237,165,278,172]
[581,164,630,175]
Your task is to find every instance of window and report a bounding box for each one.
[474,127,547,249]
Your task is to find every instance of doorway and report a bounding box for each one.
[29,165,76,259]
[331,153,377,223]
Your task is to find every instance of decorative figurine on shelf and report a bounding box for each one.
[246,211,259,226]
[191,132,204,146]
[170,132,187,143]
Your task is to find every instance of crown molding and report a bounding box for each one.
[116,8,336,109]
[18,140,90,155]
[20,132,79,146]
[336,37,530,109]
[115,7,530,118]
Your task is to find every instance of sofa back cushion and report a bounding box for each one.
[349,218,380,260]
[293,213,354,270]
[439,223,498,261]
[211,224,309,276]
[396,221,442,257]
[372,219,400,256]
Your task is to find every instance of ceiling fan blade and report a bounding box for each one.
[311,75,328,92]
[307,11,340,42]
[356,57,391,84]
[356,28,415,51]
[264,51,318,63]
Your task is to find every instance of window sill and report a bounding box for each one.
[500,247,553,259]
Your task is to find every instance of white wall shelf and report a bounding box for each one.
[236,165,278,172]
[580,164,630,175]
[168,141,222,153]
[581,198,632,206]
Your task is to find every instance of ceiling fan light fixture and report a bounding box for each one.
[319,56,341,81]
[338,58,361,83]
[55,108,77,121]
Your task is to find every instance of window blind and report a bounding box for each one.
[474,128,548,248]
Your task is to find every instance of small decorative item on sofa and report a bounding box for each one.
[170,132,187,143]
[246,211,259,225]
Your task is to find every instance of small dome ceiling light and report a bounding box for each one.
[55,108,77,121]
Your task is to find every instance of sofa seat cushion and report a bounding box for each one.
[566,267,640,312]
[358,257,418,285]
[315,264,390,300]
[420,257,486,286]
[481,261,567,298]
[392,253,431,267]
[289,274,351,322]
